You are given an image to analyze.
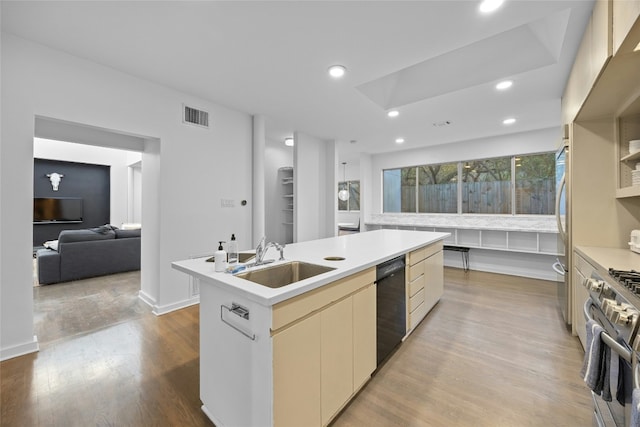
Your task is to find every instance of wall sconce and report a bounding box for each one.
[338,162,350,201]
[46,172,64,191]
[284,137,294,147]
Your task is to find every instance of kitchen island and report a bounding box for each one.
[172,229,448,427]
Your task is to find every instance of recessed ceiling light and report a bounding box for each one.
[503,118,516,125]
[496,80,513,90]
[387,110,400,118]
[328,65,347,78]
[284,137,294,147]
[479,0,504,13]
[395,138,405,144]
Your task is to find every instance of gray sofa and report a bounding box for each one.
[36,225,141,285]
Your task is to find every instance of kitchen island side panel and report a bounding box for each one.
[199,280,273,427]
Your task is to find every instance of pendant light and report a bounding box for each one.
[338,162,350,201]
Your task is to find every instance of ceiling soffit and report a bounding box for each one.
[356,8,571,111]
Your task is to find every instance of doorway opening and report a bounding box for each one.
[32,116,159,344]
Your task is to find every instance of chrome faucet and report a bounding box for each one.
[255,237,285,265]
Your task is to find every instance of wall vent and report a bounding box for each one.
[183,104,210,128]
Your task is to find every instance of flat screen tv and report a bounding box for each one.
[34,197,83,222]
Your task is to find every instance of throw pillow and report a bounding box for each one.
[90,224,118,234]
[43,240,59,251]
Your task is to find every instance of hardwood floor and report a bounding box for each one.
[1,268,591,426]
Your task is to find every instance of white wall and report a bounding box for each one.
[33,138,142,227]
[1,34,253,360]
[129,161,142,224]
[294,132,336,242]
[264,138,293,244]
[368,127,561,213]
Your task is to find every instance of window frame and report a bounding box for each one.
[381,150,556,216]
[338,180,360,212]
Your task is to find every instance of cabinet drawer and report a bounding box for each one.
[408,276,424,297]
[409,288,425,313]
[272,267,375,332]
[423,241,443,259]
[574,252,596,277]
[408,241,444,266]
[408,260,425,282]
[408,247,428,265]
[409,300,428,329]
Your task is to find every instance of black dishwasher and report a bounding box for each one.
[376,255,406,366]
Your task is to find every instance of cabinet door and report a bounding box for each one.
[573,266,589,350]
[273,314,321,427]
[321,297,353,425]
[424,250,444,312]
[353,283,376,390]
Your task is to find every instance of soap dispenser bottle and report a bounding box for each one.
[215,241,227,272]
[228,234,238,264]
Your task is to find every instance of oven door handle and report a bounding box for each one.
[583,299,632,363]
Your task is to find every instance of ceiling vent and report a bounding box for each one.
[183,104,209,128]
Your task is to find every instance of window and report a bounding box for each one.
[515,153,555,214]
[383,168,416,212]
[338,180,360,211]
[417,163,458,213]
[461,156,511,214]
[382,151,555,215]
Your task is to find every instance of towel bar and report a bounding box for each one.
[221,303,256,341]
[583,299,632,363]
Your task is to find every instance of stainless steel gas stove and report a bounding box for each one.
[583,269,640,427]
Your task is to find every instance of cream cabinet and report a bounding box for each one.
[352,283,376,389]
[273,313,321,427]
[406,241,444,332]
[272,268,376,427]
[613,0,640,55]
[573,251,596,349]
[563,1,640,333]
[320,297,353,424]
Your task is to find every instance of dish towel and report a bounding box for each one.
[631,389,640,427]
[581,319,606,392]
[601,344,612,401]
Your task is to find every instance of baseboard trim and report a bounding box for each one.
[138,290,200,316]
[153,297,200,316]
[1,335,39,361]
[138,290,156,308]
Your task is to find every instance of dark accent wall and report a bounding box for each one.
[33,158,110,246]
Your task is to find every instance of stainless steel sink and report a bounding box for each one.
[235,261,335,288]
[238,252,255,263]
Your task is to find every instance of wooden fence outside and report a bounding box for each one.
[398,179,555,214]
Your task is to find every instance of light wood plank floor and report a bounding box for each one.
[1,268,591,426]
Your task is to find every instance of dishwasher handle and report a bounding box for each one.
[376,255,406,280]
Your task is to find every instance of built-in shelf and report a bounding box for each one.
[621,151,640,162]
[617,112,640,199]
[367,224,562,256]
[279,166,294,243]
[616,186,640,198]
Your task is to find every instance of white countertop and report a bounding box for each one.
[575,246,640,274]
[172,229,449,306]
[366,213,558,233]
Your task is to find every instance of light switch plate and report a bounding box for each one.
[221,199,235,207]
